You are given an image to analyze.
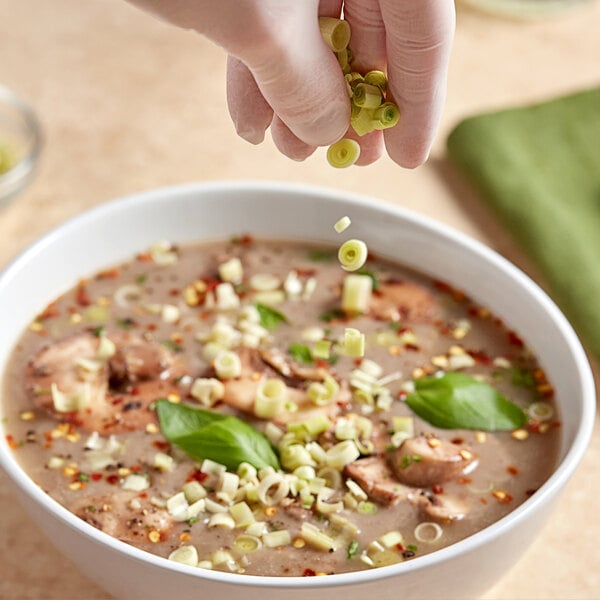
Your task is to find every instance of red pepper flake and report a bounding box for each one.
[231,234,254,246]
[467,349,492,365]
[303,569,317,577]
[395,543,405,552]
[397,390,408,401]
[314,359,330,369]
[75,285,92,307]
[96,268,121,280]
[480,497,488,505]
[527,420,541,434]
[169,288,180,297]
[153,440,170,451]
[507,331,524,348]
[405,344,420,352]
[146,323,158,332]
[130,387,140,396]
[295,268,317,277]
[138,492,148,499]
[451,437,464,445]
[5,434,19,450]
[136,252,153,263]
[457,476,472,485]
[130,464,143,473]
[186,469,209,483]
[106,474,119,485]
[507,466,519,476]
[432,484,444,495]
[38,303,60,320]
[91,473,103,481]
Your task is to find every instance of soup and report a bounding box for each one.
[2,236,560,576]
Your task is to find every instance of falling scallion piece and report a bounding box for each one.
[327,138,361,168]
[338,239,368,272]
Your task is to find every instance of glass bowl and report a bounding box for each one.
[0,85,42,208]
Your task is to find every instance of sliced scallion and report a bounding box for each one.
[327,138,361,169]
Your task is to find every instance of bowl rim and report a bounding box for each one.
[0,84,43,198]
[0,180,595,589]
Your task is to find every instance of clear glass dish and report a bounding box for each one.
[0,85,42,209]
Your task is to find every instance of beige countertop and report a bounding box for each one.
[0,1,599,598]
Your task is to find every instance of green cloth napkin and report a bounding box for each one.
[446,86,600,361]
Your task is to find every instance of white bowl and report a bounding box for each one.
[0,182,594,600]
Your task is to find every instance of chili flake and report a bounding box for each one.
[492,489,513,504]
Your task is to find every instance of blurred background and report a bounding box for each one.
[0,0,598,598]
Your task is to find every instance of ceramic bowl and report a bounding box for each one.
[0,182,594,600]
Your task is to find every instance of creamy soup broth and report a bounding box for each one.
[3,237,560,576]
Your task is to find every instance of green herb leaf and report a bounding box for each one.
[347,540,359,559]
[156,400,279,471]
[510,367,535,388]
[319,308,346,322]
[116,317,135,330]
[91,325,106,337]
[405,372,526,431]
[355,267,379,291]
[308,248,336,262]
[288,343,314,364]
[135,274,147,285]
[161,340,183,353]
[255,303,288,331]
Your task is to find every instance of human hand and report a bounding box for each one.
[126,0,455,167]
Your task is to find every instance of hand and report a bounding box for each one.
[126,0,455,167]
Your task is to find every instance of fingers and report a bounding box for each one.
[270,116,317,161]
[226,56,273,145]
[245,4,350,147]
[379,0,455,168]
[344,128,384,166]
[343,0,385,72]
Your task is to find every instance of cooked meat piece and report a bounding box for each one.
[344,456,417,506]
[25,331,184,432]
[108,332,176,384]
[370,281,440,323]
[421,493,469,522]
[72,491,172,543]
[388,435,478,488]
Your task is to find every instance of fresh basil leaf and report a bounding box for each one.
[288,343,314,364]
[355,267,380,291]
[405,372,526,431]
[308,248,336,262]
[255,303,288,331]
[156,400,279,471]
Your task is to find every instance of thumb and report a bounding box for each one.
[244,8,350,147]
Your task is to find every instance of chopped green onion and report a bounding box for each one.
[213,350,241,379]
[327,138,361,169]
[344,327,365,357]
[254,378,287,418]
[338,239,368,272]
[263,530,292,548]
[318,17,351,52]
[414,522,443,543]
[300,522,338,551]
[218,257,243,284]
[350,107,376,137]
[527,401,554,421]
[373,102,400,130]
[342,274,373,314]
[313,339,332,359]
[363,70,387,92]
[168,545,199,566]
[353,82,383,109]
[234,534,262,554]
[334,216,351,233]
[347,540,360,559]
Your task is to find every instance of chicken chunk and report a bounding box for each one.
[388,435,478,488]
